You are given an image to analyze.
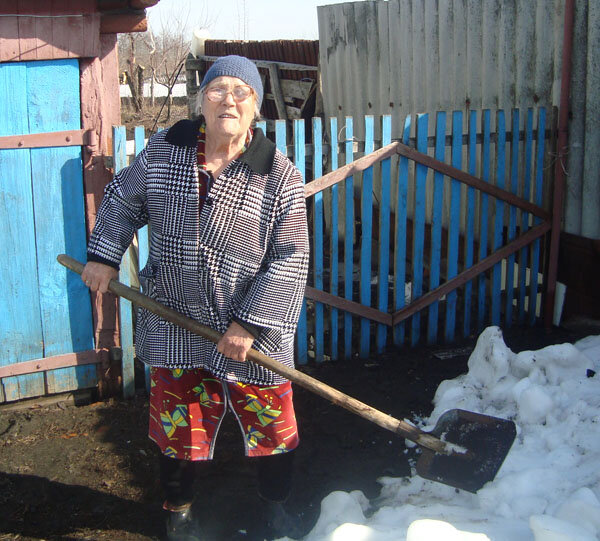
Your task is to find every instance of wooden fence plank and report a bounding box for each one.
[395,142,548,219]
[505,109,520,326]
[360,116,374,357]
[463,110,477,337]
[445,111,462,342]
[491,111,506,326]
[518,109,534,323]
[34,145,96,394]
[312,117,324,362]
[113,126,135,398]
[529,108,546,324]
[133,126,151,393]
[392,222,551,326]
[478,110,491,330]
[329,117,339,360]
[305,287,390,326]
[376,115,392,352]
[411,114,428,346]
[135,126,149,273]
[394,116,411,346]
[0,62,42,402]
[275,120,287,161]
[344,118,354,359]
[294,119,308,364]
[27,60,95,395]
[428,112,446,344]
[0,349,105,378]
[268,63,288,120]
[305,142,401,198]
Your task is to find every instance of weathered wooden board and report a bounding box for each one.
[0,59,96,401]
[30,60,95,394]
[293,119,308,363]
[0,2,100,62]
[280,79,313,101]
[312,117,324,362]
[359,116,374,356]
[0,61,43,401]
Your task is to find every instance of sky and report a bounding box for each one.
[147,0,361,42]
[279,327,600,541]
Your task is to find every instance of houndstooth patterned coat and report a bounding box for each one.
[87,119,309,385]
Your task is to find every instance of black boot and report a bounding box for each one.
[256,451,303,539]
[262,498,305,540]
[165,505,202,541]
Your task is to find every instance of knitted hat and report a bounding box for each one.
[200,55,263,107]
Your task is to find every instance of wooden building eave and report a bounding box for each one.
[100,12,147,34]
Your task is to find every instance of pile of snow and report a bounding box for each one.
[294,327,600,541]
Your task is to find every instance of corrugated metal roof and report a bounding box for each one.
[205,40,319,67]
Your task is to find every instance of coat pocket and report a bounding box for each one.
[137,268,163,332]
[225,211,267,266]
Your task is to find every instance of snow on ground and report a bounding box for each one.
[292,327,600,541]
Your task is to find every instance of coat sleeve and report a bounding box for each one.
[87,147,149,269]
[233,167,309,351]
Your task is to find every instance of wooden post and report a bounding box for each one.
[544,0,575,329]
[268,63,288,120]
[113,126,135,399]
[80,34,121,355]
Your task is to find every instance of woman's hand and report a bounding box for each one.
[81,262,118,293]
[217,321,255,362]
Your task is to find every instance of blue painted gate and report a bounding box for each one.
[0,59,96,402]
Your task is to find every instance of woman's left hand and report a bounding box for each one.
[217,321,255,362]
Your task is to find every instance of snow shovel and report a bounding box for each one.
[58,254,516,493]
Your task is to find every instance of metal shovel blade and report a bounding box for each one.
[416,409,516,493]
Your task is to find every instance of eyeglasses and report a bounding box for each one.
[205,84,253,103]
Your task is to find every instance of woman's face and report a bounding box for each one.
[201,76,256,142]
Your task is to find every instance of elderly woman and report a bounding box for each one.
[82,55,309,540]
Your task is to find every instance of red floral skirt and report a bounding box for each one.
[148,367,299,460]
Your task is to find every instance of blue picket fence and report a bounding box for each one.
[113,109,552,395]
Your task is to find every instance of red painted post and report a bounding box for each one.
[544,0,575,329]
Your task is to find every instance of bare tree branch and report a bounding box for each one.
[118,3,212,119]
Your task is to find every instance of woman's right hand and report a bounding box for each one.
[81,262,118,293]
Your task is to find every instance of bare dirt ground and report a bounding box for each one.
[1,323,594,541]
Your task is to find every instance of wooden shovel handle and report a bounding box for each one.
[58,254,450,454]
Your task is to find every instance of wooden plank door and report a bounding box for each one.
[0,59,95,402]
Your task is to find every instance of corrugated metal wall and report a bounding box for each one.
[565,0,600,239]
[317,0,599,239]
